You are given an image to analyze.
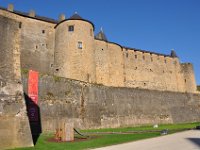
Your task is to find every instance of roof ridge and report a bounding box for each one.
[123,46,171,57]
[0,6,58,23]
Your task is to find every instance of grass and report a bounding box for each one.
[82,122,199,133]
[13,132,160,150]
[12,122,200,150]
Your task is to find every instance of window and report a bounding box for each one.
[42,30,45,34]
[78,41,83,49]
[90,29,93,36]
[151,57,153,62]
[68,25,74,32]
[135,55,137,59]
[143,55,145,60]
[126,53,128,58]
[19,22,22,28]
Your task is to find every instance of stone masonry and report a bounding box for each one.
[0,14,33,149]
[0,4,199,149]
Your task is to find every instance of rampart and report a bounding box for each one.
[0,5,200,149]
[21,74,200,131]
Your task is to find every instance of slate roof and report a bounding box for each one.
[0,6,58,23]
[171,50,178,57]
[55,13,95,29]
[95,30,108,41]
[123,46,173,57]
[69,13,82,20]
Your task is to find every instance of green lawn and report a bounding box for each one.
[13,122,200,150]
[82,122,199,133]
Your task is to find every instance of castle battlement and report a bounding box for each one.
[0,4,197,93]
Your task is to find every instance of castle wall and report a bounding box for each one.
[94,42,189,92]
[0,8,197,95]
[108,43,124,86]
[54,20,96,83]
[95,40,125,87]
[0,9,56,75]
[123,48,180,91]
[0,15,33,149]
[20,18,55,74]
[21,74,200,131]
[95,40,110,86]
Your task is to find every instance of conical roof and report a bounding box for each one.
[69,13,82,20]
[171,49,178,57]
[55,12,95,31]
[95,28,108,41]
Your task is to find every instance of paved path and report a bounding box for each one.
[93,130,200,150]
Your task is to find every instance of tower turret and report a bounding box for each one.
[54,13,96,82]
[181,63,197,93]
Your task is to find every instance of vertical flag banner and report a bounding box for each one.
[28,70,39,122]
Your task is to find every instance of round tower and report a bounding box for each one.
[181,63,197,93]
[54,13,96,83]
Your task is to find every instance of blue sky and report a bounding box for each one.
[1,0,200,85]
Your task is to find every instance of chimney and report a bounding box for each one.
[7,4,14,12]
[59,14,65,22]
[29,10,35,17]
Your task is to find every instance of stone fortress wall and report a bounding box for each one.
[0,4,197,94]
[0,5,199,149]
[0,9,33,148]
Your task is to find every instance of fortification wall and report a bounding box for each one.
[0,7,197,95]
[108,43,124,86]
[54,20,96,83]
[94,40,110,86]
[94,41,193,93]
[20,18,55,74]
[123,48,180,91]
[0,8,56,75]
[0,15,33,149]
[95,40,124,87]
[22,74,200,131]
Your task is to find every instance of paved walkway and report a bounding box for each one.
[93,130,200,150]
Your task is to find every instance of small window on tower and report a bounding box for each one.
[68,25,74,32]
[90,29,93,36]
[19,22,22,28]
[78,41,83,49]
[135,55,137,59]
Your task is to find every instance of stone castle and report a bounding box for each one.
[0,4,200,149]
[0,4,197,93]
